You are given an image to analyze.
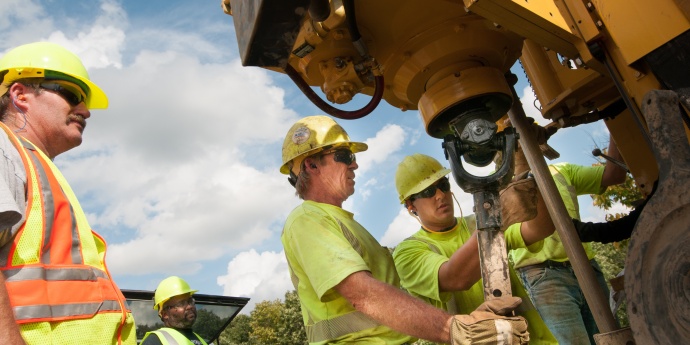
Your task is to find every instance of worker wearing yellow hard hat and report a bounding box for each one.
[0,41,108,109]
[280,115,529,344]
[142,276,208,345]
[280,115,367,197]
[392,153,559,344]
[0,41,134,345]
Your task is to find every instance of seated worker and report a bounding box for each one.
[141,276,207,345]
[280,115,529,345]
[392,153,559,344]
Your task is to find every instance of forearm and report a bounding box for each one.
[336,271,451,343]
[519,189,555,246]
[601,138,627,187]
[0,273,26,345]
[438,231,481,291]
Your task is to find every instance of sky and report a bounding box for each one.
[0,0,626,314]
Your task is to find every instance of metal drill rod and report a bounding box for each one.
[507,84,620,334]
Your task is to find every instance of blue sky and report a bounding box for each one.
[1,0,623,313]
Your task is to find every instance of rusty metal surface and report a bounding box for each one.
[626,90,690,345]
[476,228,512,299]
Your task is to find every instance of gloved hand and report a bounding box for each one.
[499,173,537,230]
[504,117,556,145]
[450,296,530,345]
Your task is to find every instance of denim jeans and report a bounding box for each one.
[518,260,610,345]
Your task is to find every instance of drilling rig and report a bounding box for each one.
[221,1,690,344]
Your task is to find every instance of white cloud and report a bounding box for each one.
[357,124,406,175]
[36,1,301,279]
[217,250,293,313]
[379,208,420,248]
[519,85,548,125]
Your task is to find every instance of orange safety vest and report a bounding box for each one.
[0,123,135,344]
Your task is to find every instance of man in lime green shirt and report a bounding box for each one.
[280,116,529,345]
[392,153,558,344]
[510,140,626,345]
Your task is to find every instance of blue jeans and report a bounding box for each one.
[518,260,610,345]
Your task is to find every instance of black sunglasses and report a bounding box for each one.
[323,149,356,166]
[39,82,85,106]
[411,177,451,200]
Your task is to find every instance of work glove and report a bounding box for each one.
[450,296,530,345]
[499,171,537,230]
[503,117,556,146]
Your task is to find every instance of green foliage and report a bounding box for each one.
[276,290,308,345]
[194,308,225,343]
[591,175,644,212]
[220,313,252,345]
[249,299,283,344]
[219,290,308,345]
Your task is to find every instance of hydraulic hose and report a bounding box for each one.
[284,63,384,120]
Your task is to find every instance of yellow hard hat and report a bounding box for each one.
[395,153,451,203]
[153,276,198,311]
[280,115,368,175]
[0,42,108,109]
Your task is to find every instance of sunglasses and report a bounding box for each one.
[323,148,356,166]
[39,81,86,106]
[411,177,451,200]
[165,297,195,310]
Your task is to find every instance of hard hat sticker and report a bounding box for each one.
[292,126,310,145]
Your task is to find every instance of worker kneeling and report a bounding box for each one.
[142,276,208,345]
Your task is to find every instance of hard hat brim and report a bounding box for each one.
[280,141,368,175]
[0,68,108,109]
[153,289,199,310]
[400,168,452,203]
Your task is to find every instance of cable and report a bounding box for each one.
[284,63,383,120]
[11,97,27,132]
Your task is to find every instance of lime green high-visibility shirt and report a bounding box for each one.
[282,200,414,345]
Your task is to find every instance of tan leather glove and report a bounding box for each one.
[499,173,537,230]
[450,296,530,345]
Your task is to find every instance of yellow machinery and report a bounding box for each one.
[222,1,690,344]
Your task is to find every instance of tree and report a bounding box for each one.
[249,299,283,344]
[277,290,308,345]
[194,308,225,342]
[220,313,252,345]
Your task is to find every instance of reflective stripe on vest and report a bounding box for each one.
[304,219,382,342]
[0,123,129,326]
[306,311,381,343]
[143,328,209,345]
